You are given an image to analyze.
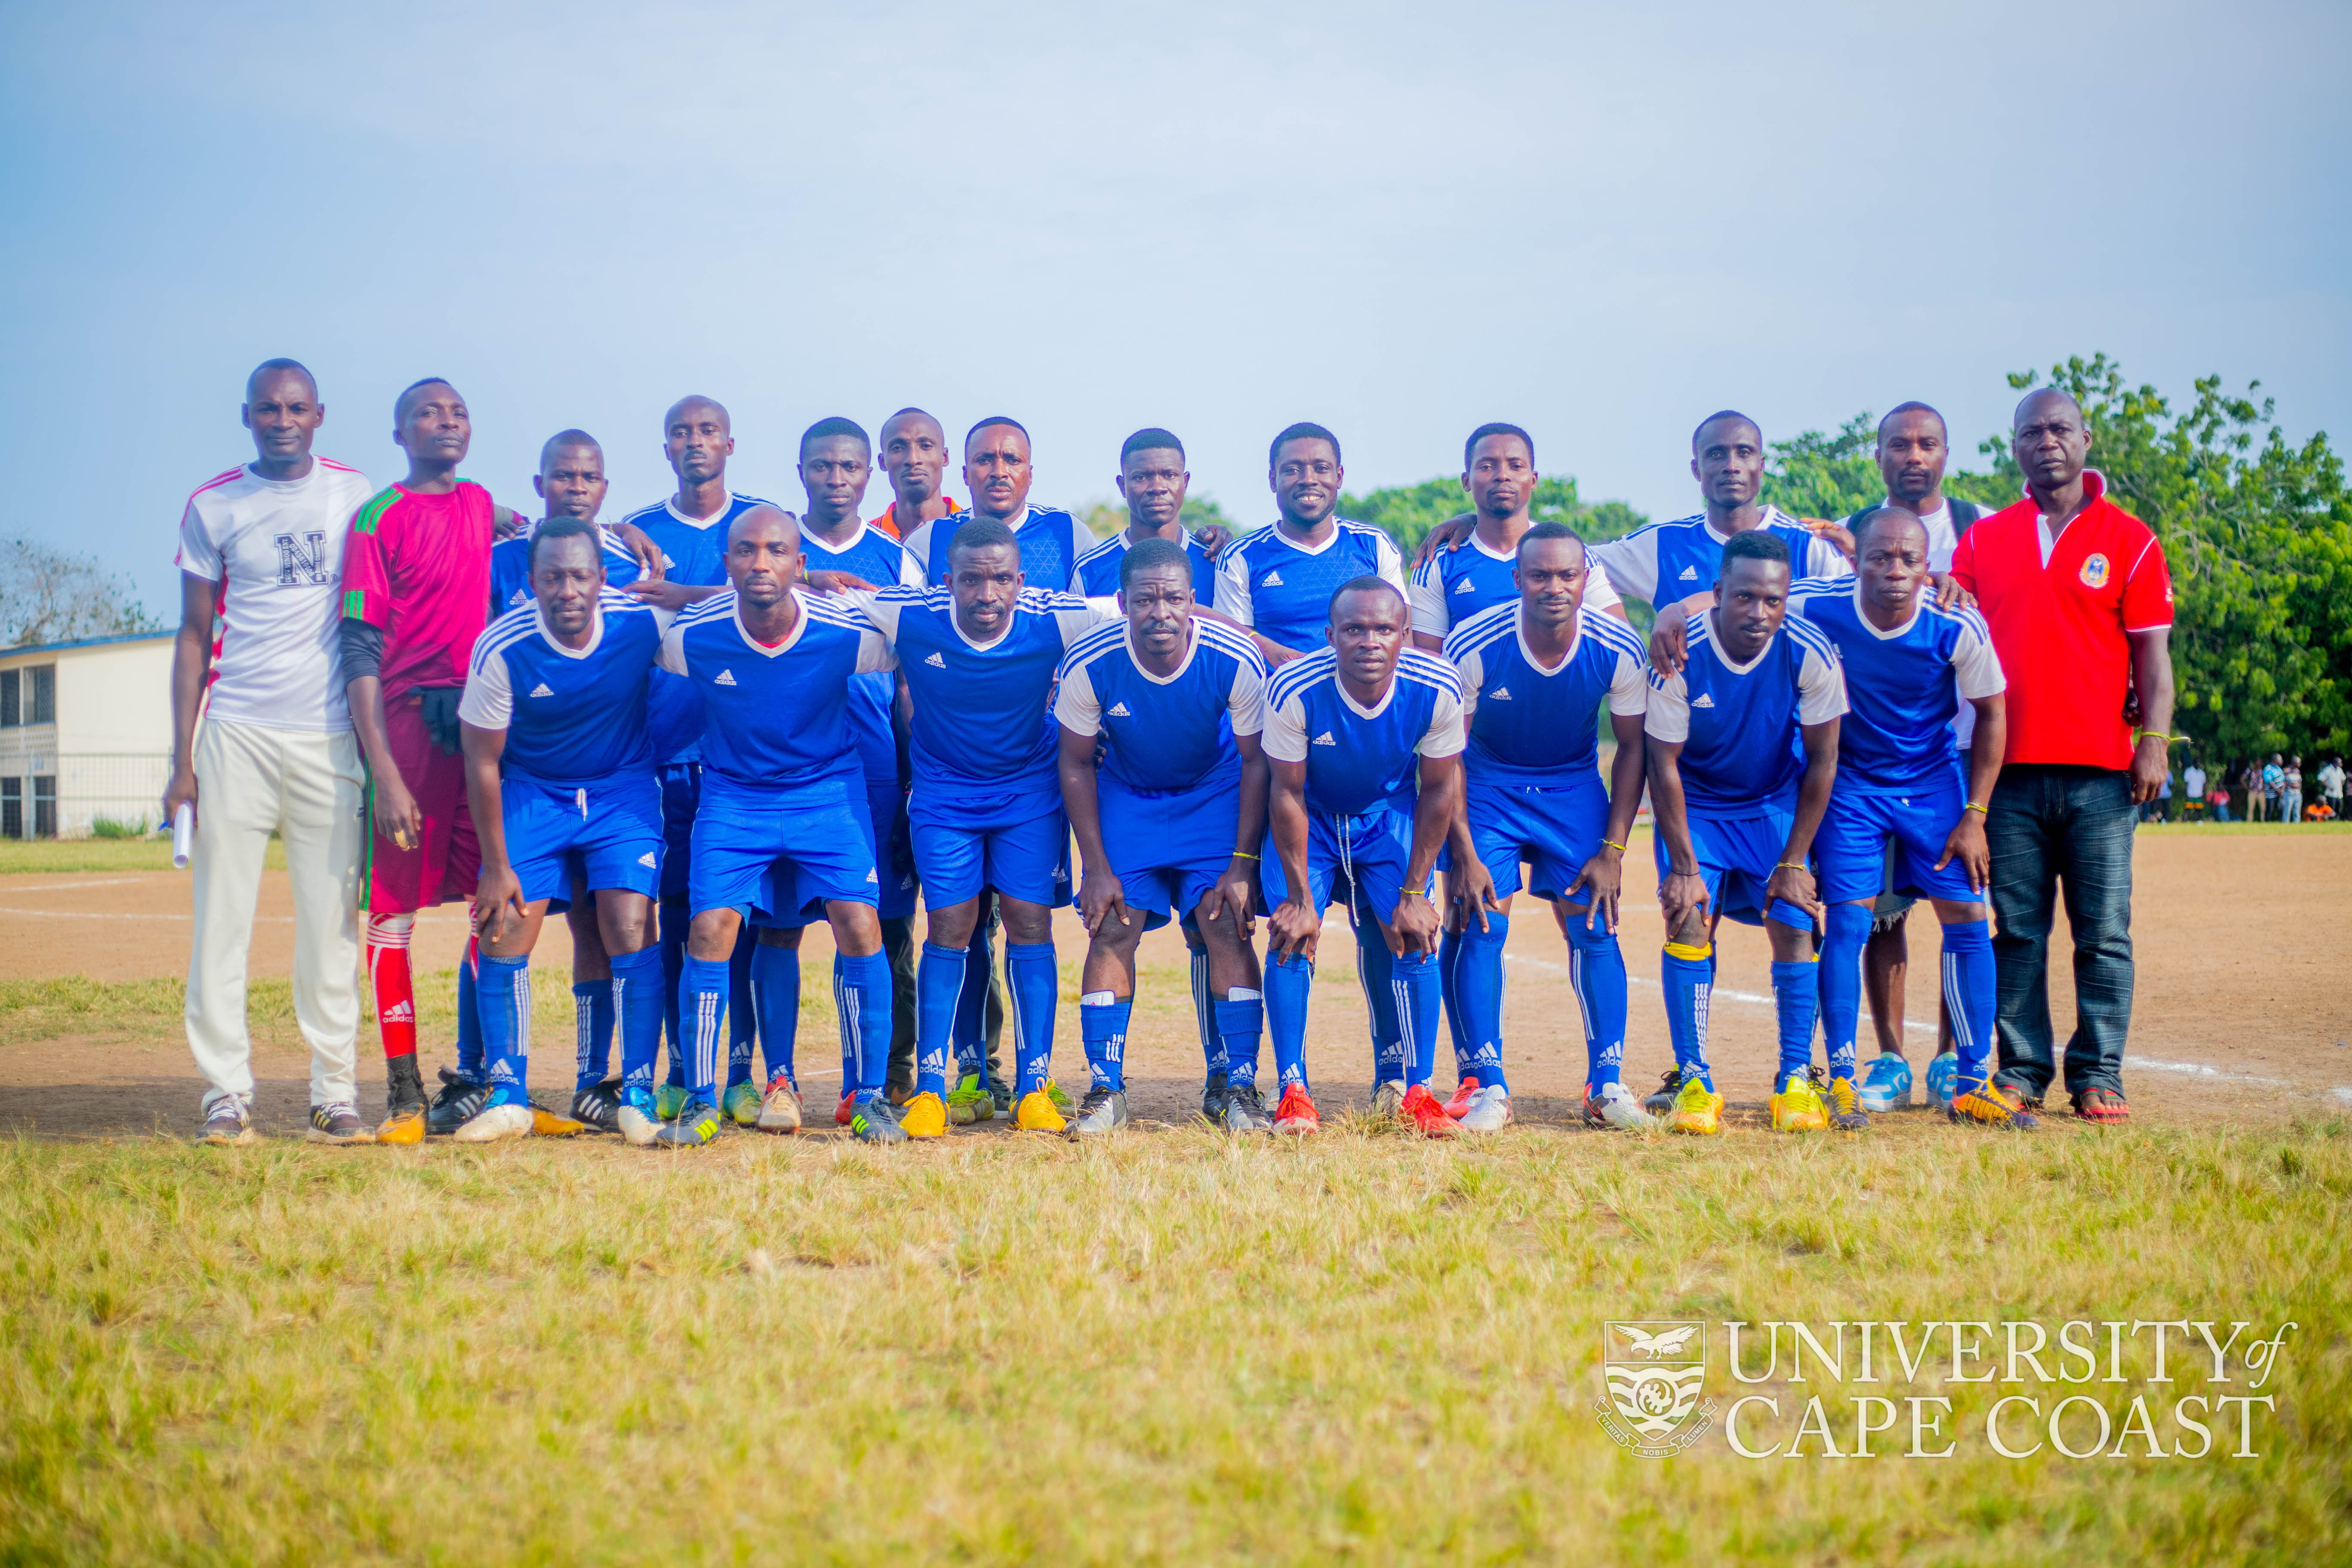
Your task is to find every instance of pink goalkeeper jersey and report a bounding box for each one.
[338,481,497,704]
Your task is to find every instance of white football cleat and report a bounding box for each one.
[1456,1083,1513,1133]
[452,1102,535,1142]
[1372,1080,1407,1118]
[1582,1081,1659,1131]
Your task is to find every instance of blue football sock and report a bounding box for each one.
[1452,914,1509,1091]
[1187,941,1222,1077]
[475,952,530,1108]
[1265,951,1314,1090]
[1820,902,1871,1082]
[571,980,614,1091]
[659,897,689,1088]
[1353,907,1405,1081]
[1437,926,1472,1081]
[1215,992,1264,1091]
[1079,992,1130,1092]
[726,929,756,1089]
[1390,950,1443,1088]
[454,937,486,1084]
[750,942,799,1090]
[951,927,990,1081]
[610,945,664,1092]
[1661,941,1715,1092]
[1562,912,1628,1090]
[1940,918,1997,1090]
[1006,941,1058,1096]
[1771,954,1822,1084]
[833,950,892,1100]
[678,954,729,1104]
[915,941,966,1097]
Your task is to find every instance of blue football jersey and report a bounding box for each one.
[902,503,1086,594]
[1260,648,1465,817]
[1589,506,1851,609]
[1442,603,1648,786]
[1645,612,1847,816]
[656,589,896,790]
[487,523,642,619]
[1072,529,1220,608]
[1216,518,1406,654]
[457,590,663,789]
[1406,532,1623,639]
[799,523,925,783]
[863,585,1108,821]
[1786,578,2005,793]
[1053,619,1266,795]
[619,492,779,765]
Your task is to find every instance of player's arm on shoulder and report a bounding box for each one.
[655,618,692,677]
[1407,562,1447,651]
[1409,511,1477,569]
[607,518,666,580]
[1374,529,1409,591]
[1583,559,1628,621]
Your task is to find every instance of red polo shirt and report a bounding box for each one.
[1950,471,2171,770]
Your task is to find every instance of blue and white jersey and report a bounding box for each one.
[862,585,1108,819]
[1442,603,1648,787]
[619,491,780,766]
[1645,613,1847,817]
[655,589,896,791]
[1260,648,1465,818]
[458,590,664,790]
[903,502,1087,594]
[486,522,642,618]
[1407,532,1622,639]
[1053,620,1266,796]
[1215,518,1407,654]
[1786,577,2004,793]
[1072,529,1220,609]
[799,522,926,784]
[1588,506,1850,609]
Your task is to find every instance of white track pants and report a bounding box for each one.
[184,719,364,1110]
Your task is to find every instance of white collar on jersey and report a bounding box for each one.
[1701,506,1795,547]
[1513,605,1583,676]
[536,604,606,659]
[949,602,1019,654]
[731,589,815,658]
[1268,518,1350,557]
[1702,613,1782,677]
[1333,670,1398,721]
[1846,578,1925,642]
[667,494,735,531]
[1125,621,1199,686]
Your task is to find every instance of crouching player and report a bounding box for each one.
[1260,579,1465,1135]
[1440,524,1652,1132]
[1056,538,1270,1136]
[455,519,663,1139]
[1643,532,1846,1134]
[1787,508,2029,1128]
[656,506,904,1147]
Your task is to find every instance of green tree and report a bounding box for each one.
[1338,475,1641,555]
[1075,493,1242,540]
[1764,413,1886,521]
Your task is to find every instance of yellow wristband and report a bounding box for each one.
[1600,839,1626,853]
[1231,850,1259,861]
[1965,802,1989,815]
[1775,862,1808,873]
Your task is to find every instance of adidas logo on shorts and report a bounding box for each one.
[1314,731,1337,745]
[865,868,879,883]
[1262,569,1283,586]
[1491,686,1512,701]
[1106,701,1131,717]
[528,682,553,698]
[638,851,657,867]
[715,669,738,686]
[1678,565,1700,581]
[1693,692,1715,708]
[1454,578,1476,594]
[925,652,946,668]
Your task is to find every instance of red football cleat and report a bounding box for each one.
[834,1092,856,1127]
[1440,1075,1481,1118]
[1400,1083,1460,1139]
[1271,1082,1321,1133]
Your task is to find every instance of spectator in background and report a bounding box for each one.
[2209,777,2232,822]
[2263,755,2286,821]
[2243,760,2266,821]
[2319,756,2345,821]
[2284,756,2304,823]
[2182,760,2206,821]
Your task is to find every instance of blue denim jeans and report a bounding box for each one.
[1986,765,2136,1100]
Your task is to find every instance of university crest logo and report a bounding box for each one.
[1594,1320,1715,1456]
[2079,552,2110,588]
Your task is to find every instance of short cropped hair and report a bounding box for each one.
[539,429,600,469]
[1270,422,1342,470]
[1121,427,1185,465]
[949,515,1020,560]
[1328,574,1403,621]
[395,377,456,420]
[1850,505,1926,549]
[1877,401,1946,439]
[1691,409,1760,452]
[966,416,1030,449]
[1465,422,1534,470]
[527,515,600,572]
[800,416,870,459]
[1119,536,1192,590]
[246,358,315,399]
[1721,530,1791,570]
[1516,520,1584,558]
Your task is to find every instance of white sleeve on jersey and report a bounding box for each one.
[176,503,224,582]
[457,640,513,732]
[1259,686,1308,763]
[656,619,690,677]
[1797,640,1849,726]
[1216,547,1256,628]
[854,627,898,675]
[894,543,926,589]
[1588,533,1657,606]
[849,587,904,646]
[1584,560,1624,615]
[1052,660,1102,735]
[1228,656,1268,738]
[1050,599,1115,649]
[1645,669,1691,744]
[1805,534,1856,579]
[1452,644,1487,723]
[1418,683,1467,759]
[1607,644,1648,717]
[1372,530,1408,594]
[900,519,940,573]
[1951,617,2006,700]
[1407,556,1449,637]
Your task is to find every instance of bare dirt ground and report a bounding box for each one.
[2,829,2346,1139]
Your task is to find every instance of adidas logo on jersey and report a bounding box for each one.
[1454,578,1476,594]
[1106,701,1131,717]
[1490,686,1511,701]
[1262,570,1284,586]
[1692,692,1715,708]
[1313,731,1337,746]
[508,589,530,605]
[925,652,946,667]
[528,682,553,698]
[1678,565,1700,581]
[638,851,657,868]
[714,669,737,686]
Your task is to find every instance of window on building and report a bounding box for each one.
[28,666,54,724]
[0,670,17,727]
[31,775,55,839]
[0,778,18,839]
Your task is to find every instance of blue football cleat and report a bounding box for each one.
[1856,1053,1913,1112]
[1924,1050,1959,1109]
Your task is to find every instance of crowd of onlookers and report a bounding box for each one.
[2156,754,2345,823]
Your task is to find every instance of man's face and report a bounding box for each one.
[667,401,734,485]
[1876,412,1948,507]
[726,513,799,609]
[949,542,1023,637]
[2013,396,2090,491]
[1117,447,1188,530]
[1513,537,1588,628]
[1121,565,1193,659]
[532,534,606,636]
[881,414,948,505]
[1327,586,1406,686]
[395,382,470,466]
[1713,556,1791,661]
[1465,434,1535,520]
[1272,438,1342,527]
[1855,516,1930,620]
[243,370,322,466]
[534,444,608,520]
[964,426,1034,519]
[800,436,873,524]
[1691,418,1763,510]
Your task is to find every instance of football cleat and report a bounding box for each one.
[530,1106,589,1136]
[848,1095,909,1145]
[570,1081,622,1132]
[756,1071,802,1135]
[1823,1073,1871,1131]
[617,1086,663,1147]
[722,1080,763,1127]
[1066,1086,1130,1138]
[1399,1083,1459,1138]
[654,1098,724,1148]
[1668,1076,1723,1136]
[2070,1085,2129,1124]
[834,1092,856,1127]
[1642,1066,1686,1118]
[988,1076,1015,1118]
[1923,1050,1959,1109]
[1271,1082,1321,1134]
[654,1081,689,1121]
[1222,1083,1274,1133]
[946,1073,995,1125]
[1856,1053,1913,1113]
[453,1102,535,1143]
[1456,1083,1512,1134]
[1440,1076,1482,1119]
[306,1102,373,1144]
[1581,1081,1657,1131]
[426,1068,489,1136]
[202,1096,259,1147]
[1043,1079,1074,1112]
[897,1090,949,1139]
[1770,1071,1829,1133]
[1372,1080,1406,1118]
[1014,1088,1067,1133]
[1200,1070,1230,1124]
[1950,1079,2041,1130]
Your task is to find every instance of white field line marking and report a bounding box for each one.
[0,907,203,920]
[0,879,152,894]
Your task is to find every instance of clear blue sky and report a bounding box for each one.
[3,0,2346,613]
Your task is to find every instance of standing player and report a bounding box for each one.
[1408,423,1623,649]
[902,417,1086,591]
[1785,509,2027,1129]
[1259,579,1465,1136]
[1056,539,1270,1135]
[861,518,1106,1136]
[168,359,376,1145]
[1643,532,1846,1135]
[656,506,904,1147]
[871,407,960,541]
[1439,524,1651,1133]
[454,520,665,1139]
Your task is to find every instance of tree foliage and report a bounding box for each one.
[1338,475,1643,555]
[1077,493,1240,540]
[0,536,164,647]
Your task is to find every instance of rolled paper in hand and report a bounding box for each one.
[172,802,195,870]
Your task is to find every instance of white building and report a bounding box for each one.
[0,633,173,838]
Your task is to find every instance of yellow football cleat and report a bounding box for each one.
[897,1090,949,1139]
[1823,1075,1870,1131]
[1770,1072,1829,1133]
[1950,1080,2041,1130]
[376,1106,427,1145]
[530,1107,589,1136]
[1014,1089,1067,1133]
[1668,1076,1723,1136]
